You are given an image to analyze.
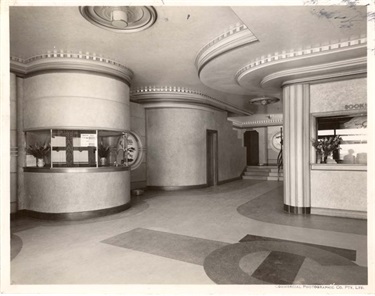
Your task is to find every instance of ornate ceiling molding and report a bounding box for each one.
[10,50,133,85]
[130,86,252,116]
[263,57,367,88]
[195,24,259,75]
[235,37,367,89]
[228,114,283,128]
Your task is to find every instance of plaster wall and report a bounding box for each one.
[310,77,367,113]
[310,170,367,212]
[23,72,130,130]
[146,108,245,187]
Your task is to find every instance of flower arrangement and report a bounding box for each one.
[98,142,110,158]
[26,142,50,159]
[311,135,342,162]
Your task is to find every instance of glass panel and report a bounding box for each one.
[316,114,367,164]
[51,129,97,167]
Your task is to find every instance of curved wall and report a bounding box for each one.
[23,72,130,130]
[24,171,130,213]
[17,63,132,217]
[146,108,246,187]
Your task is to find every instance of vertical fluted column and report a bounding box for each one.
[283,84,311,214]
[10,73,17,213]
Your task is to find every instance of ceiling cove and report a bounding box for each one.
[130,86,252,116]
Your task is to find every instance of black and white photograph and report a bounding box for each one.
[0,0,374,295]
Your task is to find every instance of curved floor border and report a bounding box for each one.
[237,186,366,235]
[203,241,367,285]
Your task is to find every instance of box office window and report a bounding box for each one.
[316,114,367,164]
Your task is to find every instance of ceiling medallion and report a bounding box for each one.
[249,96,280,106]
[79,6,157,33]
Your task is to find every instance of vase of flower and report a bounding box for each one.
[312,136,342,164]
[98,142,110,167]
[325,152,337,164]
[26,142,50,168]
[37,158,45,167]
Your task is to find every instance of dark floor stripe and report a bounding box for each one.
[237,186,367,235]
[239,234,357,261]
[11,234,23,260]
[252,251,305,284]
[102,228,229,265]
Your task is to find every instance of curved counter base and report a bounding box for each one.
[23,170,131,219]
[17,202,131,221]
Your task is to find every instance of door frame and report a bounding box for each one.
[206,129,218,186]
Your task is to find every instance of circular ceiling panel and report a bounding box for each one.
[79,6,157,33]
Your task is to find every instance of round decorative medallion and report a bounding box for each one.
[79,6,157,33]
[117,131,144,170]
[271,132,282,151]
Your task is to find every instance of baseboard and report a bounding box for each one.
[311,207,367,220]
[284,204,311,214]
[10,202,131,221]
[217,176,242,185]
[131,180,147,190]
[147,184,208,191]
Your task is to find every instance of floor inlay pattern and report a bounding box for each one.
[102,228,366,285]
[239,234,357,261]
[102,228,228,265]
[203,241,367,285]
[237,186,367,235]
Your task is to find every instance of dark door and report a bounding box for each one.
[207,130,218,186]
[244,130,259,166]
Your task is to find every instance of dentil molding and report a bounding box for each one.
[131,86,252,116]
[228,114,283,128]
[10,50,134,86]
[235,37,367,89]
[195,23,259,75]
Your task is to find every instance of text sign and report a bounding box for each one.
[81,134,97,146]
[345,103,367,110]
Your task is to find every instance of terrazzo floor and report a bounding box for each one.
[9,180,368,287]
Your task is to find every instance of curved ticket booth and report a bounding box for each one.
[11,52,142,220]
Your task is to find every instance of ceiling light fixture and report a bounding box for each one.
[249,96,280,106]
[79,6,157,33]
[111,9,129,28]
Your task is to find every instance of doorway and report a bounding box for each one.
[207,130,218,186]
[244,130,259,166]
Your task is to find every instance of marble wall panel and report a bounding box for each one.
[24,171,130,213]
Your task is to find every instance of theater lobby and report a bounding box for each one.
[1,2,374,294]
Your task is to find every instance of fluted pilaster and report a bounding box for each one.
[10,73,18,213]
[283,84,311,214]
